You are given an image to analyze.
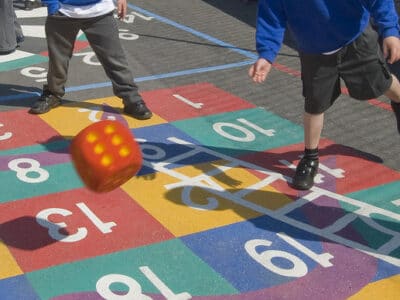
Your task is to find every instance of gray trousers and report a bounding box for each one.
[0,0,22,53]
[45,11,142,105]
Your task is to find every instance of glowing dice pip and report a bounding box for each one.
[70,120,142,193]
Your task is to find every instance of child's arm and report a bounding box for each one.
[116,0,127,19]
[248,58,272,83]
[41,0,60,15]
[365,0,400,64]
[365,0,400,39]
[255,0,287,64]
[382,36,400,64]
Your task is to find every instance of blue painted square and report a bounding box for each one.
[133,123,224,175]
[180,215,323,292]
[0,275,40,300]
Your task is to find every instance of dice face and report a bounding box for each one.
[70,120,142,193]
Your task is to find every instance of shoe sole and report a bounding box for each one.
[29,101,61,114]
[291,182,313,190]
[133,113,153,120]
[123,109,153,120]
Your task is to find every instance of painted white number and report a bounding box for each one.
[139,142,167,160]
[213,118,275,142]
[76,202,116,234]
[114,12,154,23]
[36,202,116,242]
[97,274,152,300]
[131,11,154,21]
[245,234,334,278]
[36,208,88,242]
[96,266,192,300]
[20,66,47,82]
[78,106,116,122]
[277,232,333,268]
[172,94,203,109]
[8,158,49,183]
[0,123,12,141]
[245,239,308,277]
[73,51,101,66]
[119,29,139,40]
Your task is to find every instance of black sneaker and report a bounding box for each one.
[16,35,25,46]
[123,101,152,120]
[29,91,62,114]
[292,157,319,190]
[391,101,400,134]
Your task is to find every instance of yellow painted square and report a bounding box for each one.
[39,96,166,137]
[0,240,23,279]
[348,275,400,300]
[122,159,292,236]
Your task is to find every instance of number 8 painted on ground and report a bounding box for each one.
[8,158,49,183]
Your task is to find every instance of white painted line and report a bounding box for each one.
[0,50,34,63]
[21,25,46,38]
[15,7,48,18]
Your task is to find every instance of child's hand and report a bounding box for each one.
[117,0,127,19]
[383,36,400,64]
[248,58,272,83]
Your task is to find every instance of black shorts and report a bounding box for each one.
[300,24,393,114]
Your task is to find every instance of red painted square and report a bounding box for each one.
[0,188,174,272]
[141,82,256,121]
[240,139,400,196]
[0,110,62,151]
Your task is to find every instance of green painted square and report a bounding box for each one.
[0,140,70,157]
[343,182,400,251]
[26,239,238,299]
[346,217,393,249]
[77,32,88,41]
[0,55,48,72]
[390,247,400,258]
[172,108,304,157]
[347,181,400,214]
[0,163,83,203]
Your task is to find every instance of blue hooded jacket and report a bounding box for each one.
[41,0,102,15]
[256,0,400,63]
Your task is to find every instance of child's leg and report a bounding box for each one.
[291,112,324,190]
[29,14,80,114]
[340,24,400,135]
[385,75,400,133]
[13,10,24,45]
[45,14,80,98]
[292,53,341,190]
[384,74,400,102]
[0,0,17,54]
[82,12,152,119]
[304,112,324,150]
[82,13,141,105]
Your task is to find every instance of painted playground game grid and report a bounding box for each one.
[0,3,400,300]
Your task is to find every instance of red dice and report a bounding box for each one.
[70,120,142,193]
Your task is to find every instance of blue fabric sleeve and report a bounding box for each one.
[41,0,60,15]
[255,0,287,63]
[362,0,400,38]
